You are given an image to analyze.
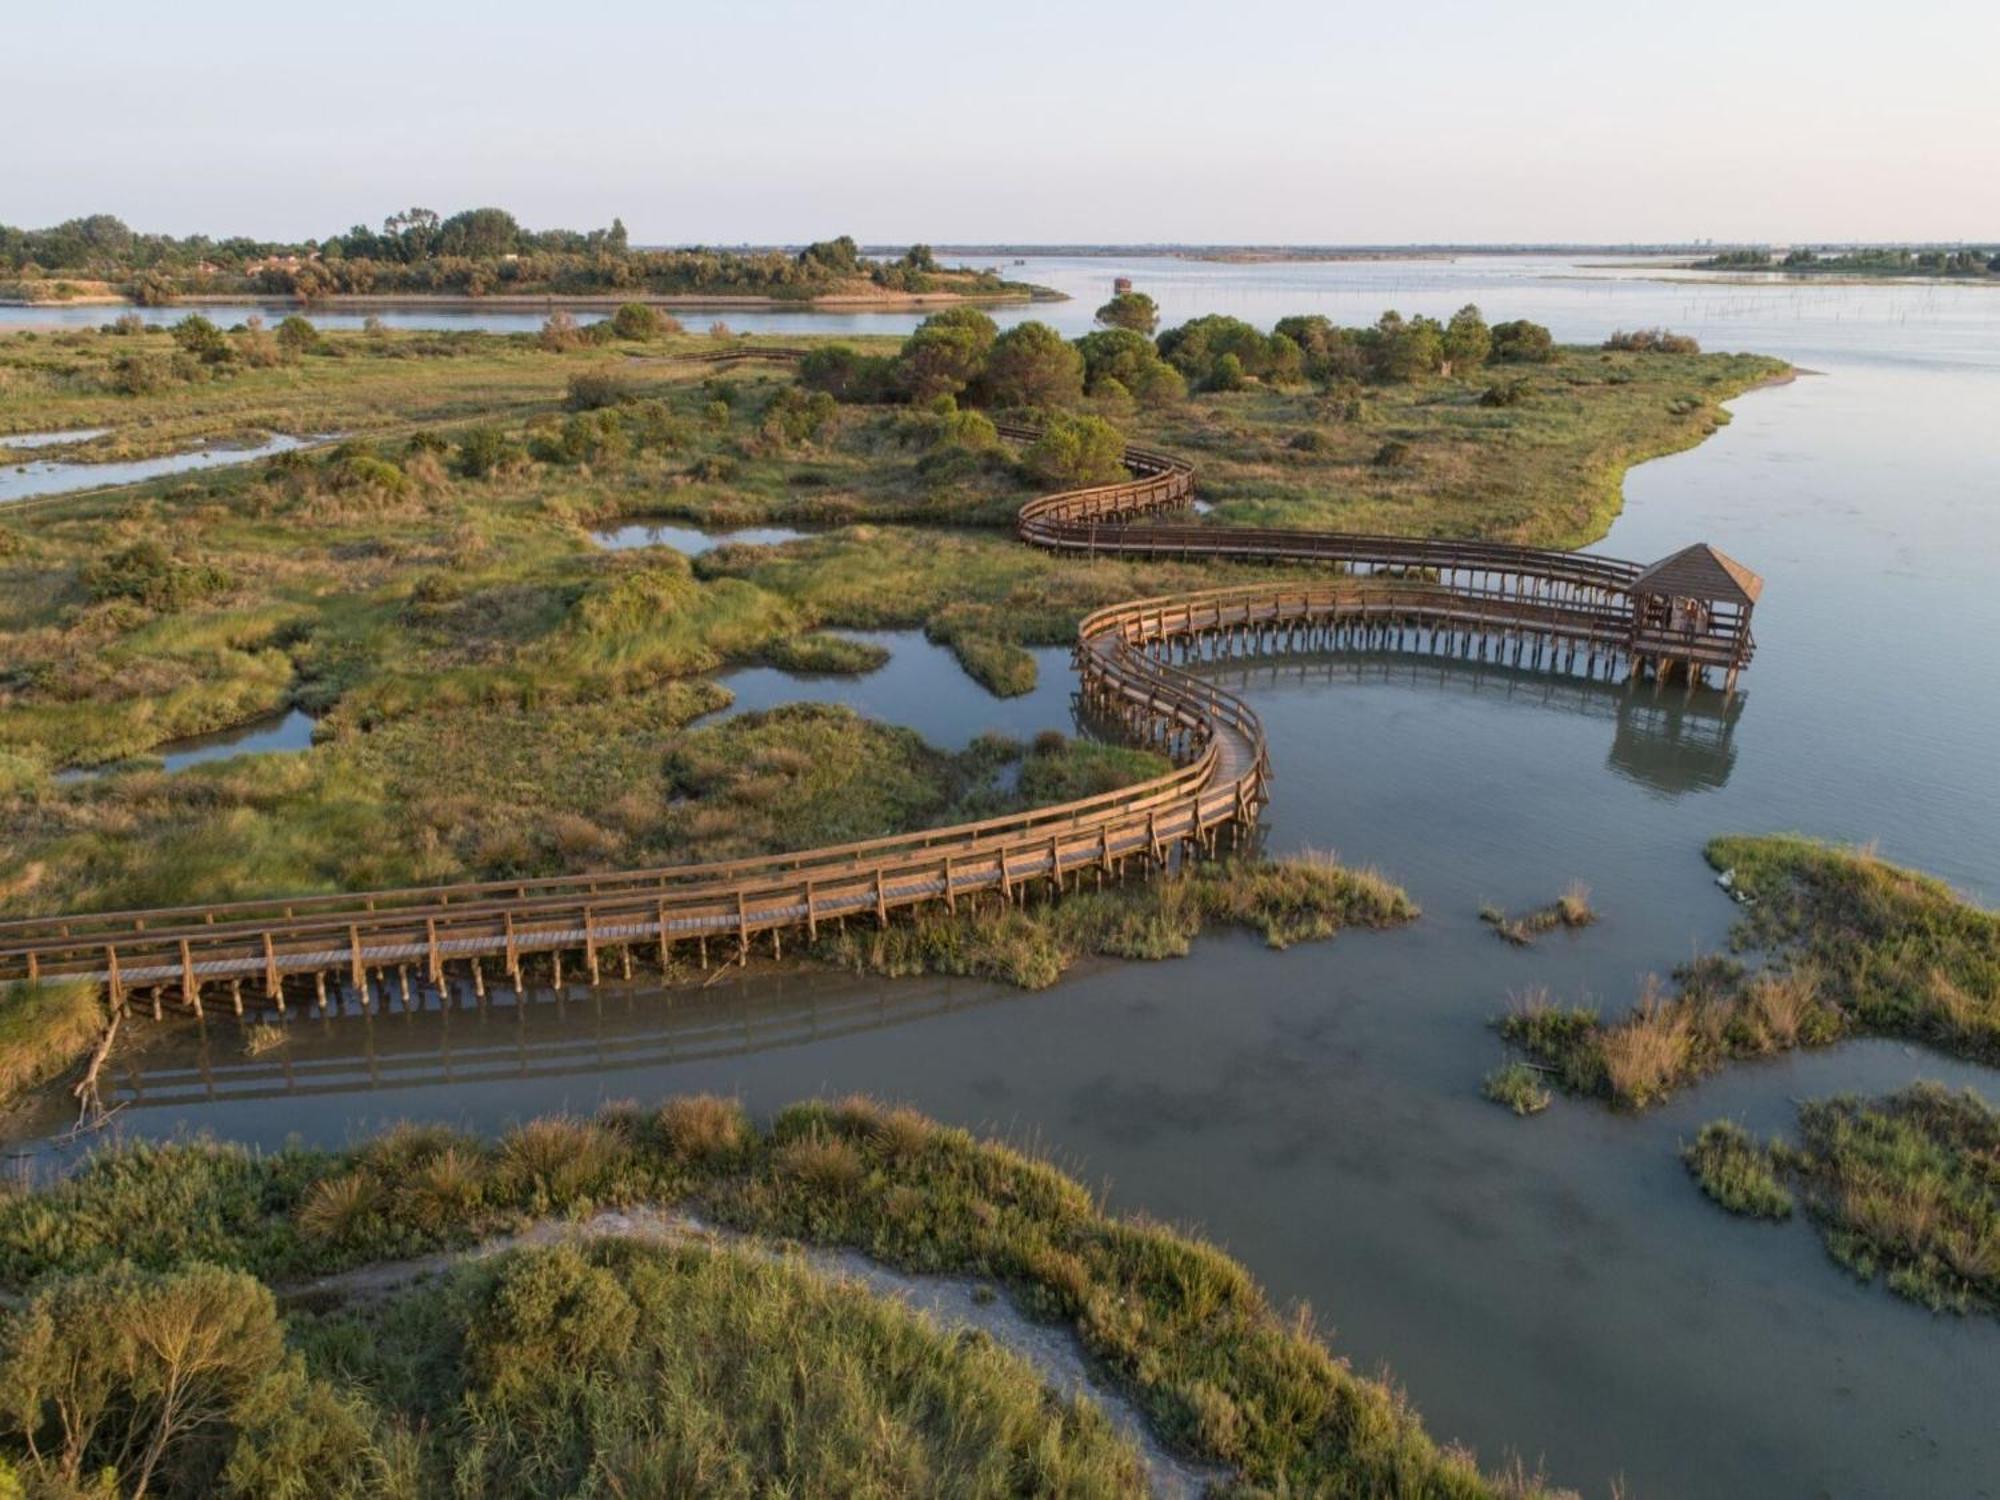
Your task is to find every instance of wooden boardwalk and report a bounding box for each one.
[0,418,1760,1015]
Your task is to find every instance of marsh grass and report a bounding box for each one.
[1790,1085,2000,1315]
[0,1094,1575,1498]
[4,326,1779,941]
[1482,1062,1553,1116]
[1688,1086,2000,1318]
[1503,841,1999,1115]
[817,852,1417,990]
[1709,836,2000,1066]
[1681,1122,1793,1218]
[1481,881,1597,946]
[761,631,891,674]
[0,977,103,1107]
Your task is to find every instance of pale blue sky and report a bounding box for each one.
[8,0,1995,243]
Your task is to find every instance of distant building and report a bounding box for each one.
[1113,276,1133,294]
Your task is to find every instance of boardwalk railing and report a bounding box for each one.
[0,418,1756,1012]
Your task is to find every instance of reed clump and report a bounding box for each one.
[1480,881,1596,946]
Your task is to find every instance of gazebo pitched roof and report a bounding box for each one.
[1632,543,1763,605]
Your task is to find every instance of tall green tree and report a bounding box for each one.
[895,307,998,402]
[1074,329,1186,405]
[1443,304,1492,374]
[1094,291,1159,334]
[983,321,1084,408]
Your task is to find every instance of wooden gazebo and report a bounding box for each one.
[1627,543,1763,692]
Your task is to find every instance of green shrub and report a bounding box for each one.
[81,538,231,611]
[609,302,667,340]
[455,424,519,477]
[566,369,631,410]
[1023,410,1126,486]
[1491,319,1556,362]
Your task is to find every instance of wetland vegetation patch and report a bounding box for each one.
[0,1095,1574,1498]
[1493,837,1999,1110]
[1688,1085,1999,1318]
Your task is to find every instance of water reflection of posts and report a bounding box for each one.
[95,970,1001,1112]
[1204,650,1744,798]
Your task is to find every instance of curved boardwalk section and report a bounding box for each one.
[0,427,1761,1014]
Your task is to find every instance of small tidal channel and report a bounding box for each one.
[0,431,320,506]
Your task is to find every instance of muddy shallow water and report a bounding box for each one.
[15,261,2000,1500]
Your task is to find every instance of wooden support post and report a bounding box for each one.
[874,870,889,927]
[106,946,124,1014]
[943,857,955,913]
[425,918,443,988]
[229,977,243,1017]
[657,902,673,973]
[398,966,412,1011]
[583,909,601,986]
[737,891,750,965]
[553,949,564,991]
[263,932,281,1004]
[348,925,365,994]
[314,971,328,1014]
[472,956,486,999]
[504,912,521,987]
[806,879,819,937]
[180,940,202,1018]
[620,944,633,981]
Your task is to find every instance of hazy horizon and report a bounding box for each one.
[9,0,1996,245]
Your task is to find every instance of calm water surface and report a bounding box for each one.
[19,260,2000,1500]
[0,431,320,505]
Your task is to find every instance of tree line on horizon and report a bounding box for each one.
[0,210,984,302]
[1700,245,1999,275]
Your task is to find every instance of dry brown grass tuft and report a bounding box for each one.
[297,1172,381,1244]
[776,1134,866,1195]
[1597,979,1694,1109]
[656,1094,751,1165]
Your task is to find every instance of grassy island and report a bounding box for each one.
[0,1094,1579,1497]
[1686,1084,1999,1318]
[1495,837,1999,1111]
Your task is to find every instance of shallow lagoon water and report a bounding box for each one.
[17,262,2000,1499]
[696,629,1077,749]
[0,431,319,505]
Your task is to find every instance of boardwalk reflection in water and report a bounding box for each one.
[100,968,1011,1120]
[1202,650,1743,798]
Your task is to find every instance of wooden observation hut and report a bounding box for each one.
[1626,543,1763,692]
